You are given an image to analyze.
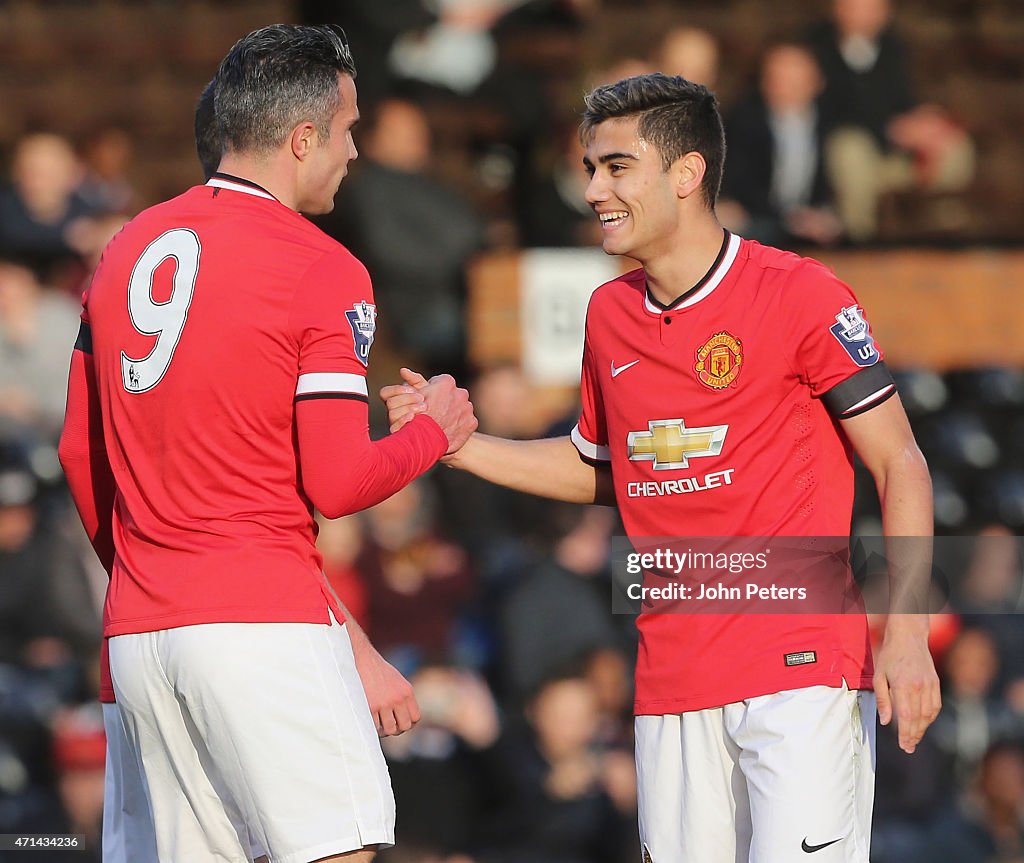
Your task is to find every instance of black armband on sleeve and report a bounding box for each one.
[822,361,896,419]
[74,322,92,354]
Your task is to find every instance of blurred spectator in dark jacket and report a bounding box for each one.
[719,42,843,249]
[381,664,501,856]
[499,505,621,701]
[485,671,634,863]
[0,258,82,439]
[920,741,1024,863]
[930,628,1024,791]
[76,126,136,215]
[316,96,484,374]
[431,365,550,589]
[807,0,974,241]
[0,429,94,694]
[957,525,1024,701]
[518,123,600,248]
[0,134,101,281]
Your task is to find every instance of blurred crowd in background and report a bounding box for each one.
[0,0,1022,861]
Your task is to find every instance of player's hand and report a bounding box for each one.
[351,641,421,737]
[419,373,477,455]
[873,617,941,754]
[379,368,428,433]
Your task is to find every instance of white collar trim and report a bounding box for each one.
[643,232,742,313]
[206,177,277,201]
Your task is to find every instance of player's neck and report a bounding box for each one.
[642,217,727,307]
[216,154,299,211]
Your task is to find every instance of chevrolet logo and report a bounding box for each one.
[627,419,728,470]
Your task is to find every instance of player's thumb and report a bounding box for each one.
[875,675,892,725]
[400,367,428,389]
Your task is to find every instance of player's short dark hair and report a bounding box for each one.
[194,78,220,181]
[580,73,726,208]
[214,24,356,156]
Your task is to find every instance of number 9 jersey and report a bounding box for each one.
[82,176,374,637]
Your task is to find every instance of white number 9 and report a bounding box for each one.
[121,228,200,393]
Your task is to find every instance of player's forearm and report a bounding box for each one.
[875,445,934,626]
[445,433,614,505]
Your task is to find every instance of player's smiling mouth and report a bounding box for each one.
[599,210,629,229]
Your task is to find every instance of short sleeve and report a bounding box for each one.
[784,260,895,417]
[784,261,882,391]
[571,316,610,465]
[289,248,377,403]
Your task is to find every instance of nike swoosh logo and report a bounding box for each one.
[611,359,640,378]
[801,838,843,854]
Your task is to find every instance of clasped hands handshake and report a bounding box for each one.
[380,367,477,458]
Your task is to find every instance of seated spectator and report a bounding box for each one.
[0,258,82,438]
[0,134,101,281]
[0,427,91,700]
[652,24,720,89]
[719,42,843,249]
[499,505,621,701]
[920,741,1024,863]
[930,628,1023,791]
[75,126,137,215]
[430,366,553,597]
[315,97,484,374]
[389,0,507,96]
[582,646,634,748]
[484,671,634,863]
[807,0,974,241]
[957,524,1024,699]
[381,664,501,856]
[518,123,600,248]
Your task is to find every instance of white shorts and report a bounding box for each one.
[635,684,876,863]
[102,702,158,863]
[108,615,395,863]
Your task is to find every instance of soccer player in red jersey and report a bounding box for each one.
[59,24,476,863]
[385,73,939,862]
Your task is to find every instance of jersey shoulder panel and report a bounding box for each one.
[587,266,646,317]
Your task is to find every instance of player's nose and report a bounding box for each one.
[584,173,608,205]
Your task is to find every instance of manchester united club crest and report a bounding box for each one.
[694,331,743,389]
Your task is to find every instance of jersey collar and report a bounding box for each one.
[643,230,742,313]
[206,172,278,202]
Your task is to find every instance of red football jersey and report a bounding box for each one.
[573,233,893,714]
[86,176,378,636]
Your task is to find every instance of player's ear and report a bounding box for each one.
[675,151,707,200]
[290,122,318,161]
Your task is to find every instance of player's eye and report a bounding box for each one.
[609,163,626,174]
